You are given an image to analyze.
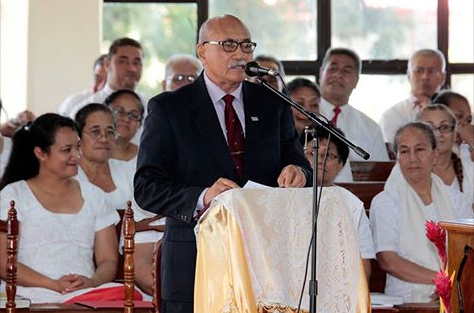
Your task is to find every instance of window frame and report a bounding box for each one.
[104,0,474,88]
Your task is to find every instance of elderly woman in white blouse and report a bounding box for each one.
[370,122,473,303]
[74,103,163,296]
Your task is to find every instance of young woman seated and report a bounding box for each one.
[0,113,120,303]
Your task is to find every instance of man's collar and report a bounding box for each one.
[203,71,243,104]
[102,83,115,94]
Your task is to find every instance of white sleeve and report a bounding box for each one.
[369,191,400,253]
[357,210,376,259]
[368,123,389,161]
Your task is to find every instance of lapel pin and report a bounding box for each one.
[251,116,259,122]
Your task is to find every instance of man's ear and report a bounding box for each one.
[196,44,206,64]
[33,146,46,162]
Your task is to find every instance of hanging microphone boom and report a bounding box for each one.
[245,61,279,77]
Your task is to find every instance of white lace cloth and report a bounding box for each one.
[195,187,369,313]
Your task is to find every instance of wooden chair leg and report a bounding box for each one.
[6,200,18,313]
[123,201,135,313]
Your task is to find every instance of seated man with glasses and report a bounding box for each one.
[135,14,312,313]
[162,54,203,92]
[304,128,375,278]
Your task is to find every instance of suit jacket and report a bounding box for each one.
[134,74,312,305]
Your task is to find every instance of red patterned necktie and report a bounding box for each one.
[223,94,245,178]
[330,106,342,126]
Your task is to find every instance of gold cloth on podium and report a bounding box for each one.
[194,187,370,313]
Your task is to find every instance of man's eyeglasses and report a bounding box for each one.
[83,127,117,141]
[111,108,142,122]
[431,123,455,134]
[169,74,197,84]
[202,39,257,54]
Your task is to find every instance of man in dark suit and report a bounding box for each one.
[134,14,312,313]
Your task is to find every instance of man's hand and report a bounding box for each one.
[277,165,306,188]
[203,178,240,207]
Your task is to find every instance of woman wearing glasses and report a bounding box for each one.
[104,89,144,171]
[416,104,473,208]
[75,103,163,296]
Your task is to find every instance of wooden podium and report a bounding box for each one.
[439,219,474,313]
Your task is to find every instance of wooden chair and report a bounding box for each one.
[457,245,474,313]
[350,161,395,182]
[152,239,162,313]
[121,201,164,313]
[0,201,19,313]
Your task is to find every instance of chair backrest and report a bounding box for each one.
[335,182,385,212]
[350,161,395,182]
[152,239,162,313]
[1,200,19,313]
[369,259,387,293]
[457,245,474,313]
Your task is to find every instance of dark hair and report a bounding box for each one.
[393,122,437,154]
[104,89,144,116]
[321,47,361,74]
[75,103,113,137]
[287,78,320,97]
[93,54,108,70]
[108,37,143,58]
[315,127,349,166]
[433,90,469,108]
[254,54,286,77]
[0,114,77,190]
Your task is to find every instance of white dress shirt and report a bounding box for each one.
[319,98,389,182]
[57,89,94,117]
[379,97,421,144]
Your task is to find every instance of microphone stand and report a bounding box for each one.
[255,78,370,313]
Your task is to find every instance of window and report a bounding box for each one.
[332,0,437,59]
[103,2,197,95]
[451,75,474,109]
[449,0,474,63]
[208,0,317,60]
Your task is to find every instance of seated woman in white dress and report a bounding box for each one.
[370,122,473,303]
[416,104,473,209]
[104,89,144,171]
[74,103,163,296]
[0,113,120,303]
[304,127,375,279]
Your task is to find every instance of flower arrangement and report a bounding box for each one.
[425,220,453,313]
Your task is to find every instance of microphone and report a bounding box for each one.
[245,61,279,77]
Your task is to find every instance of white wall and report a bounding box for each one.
[0,0,101,120]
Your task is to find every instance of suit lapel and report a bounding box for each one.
[190,75,235,179]
[243,81,263,180]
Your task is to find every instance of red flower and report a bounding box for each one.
[425,220,447,269]
[433,270,453,313]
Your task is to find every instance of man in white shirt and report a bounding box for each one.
[57,54,108,117]
[379,49,446,147]
[68,37,146,119]
[161,54,202,92]
[318,47,389,182]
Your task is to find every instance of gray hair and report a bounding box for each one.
[393,122,437,154]
[408,49,446,73]
[164,54,203,79]
[415,103,457,128]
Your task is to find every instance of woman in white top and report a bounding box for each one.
[74,103,162,296]
[416,104,473,208]
[433,90,474,162]
[370,122,473,303]
[0,113,119,303]
[104,89,144,172]
[304,127,375,279]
